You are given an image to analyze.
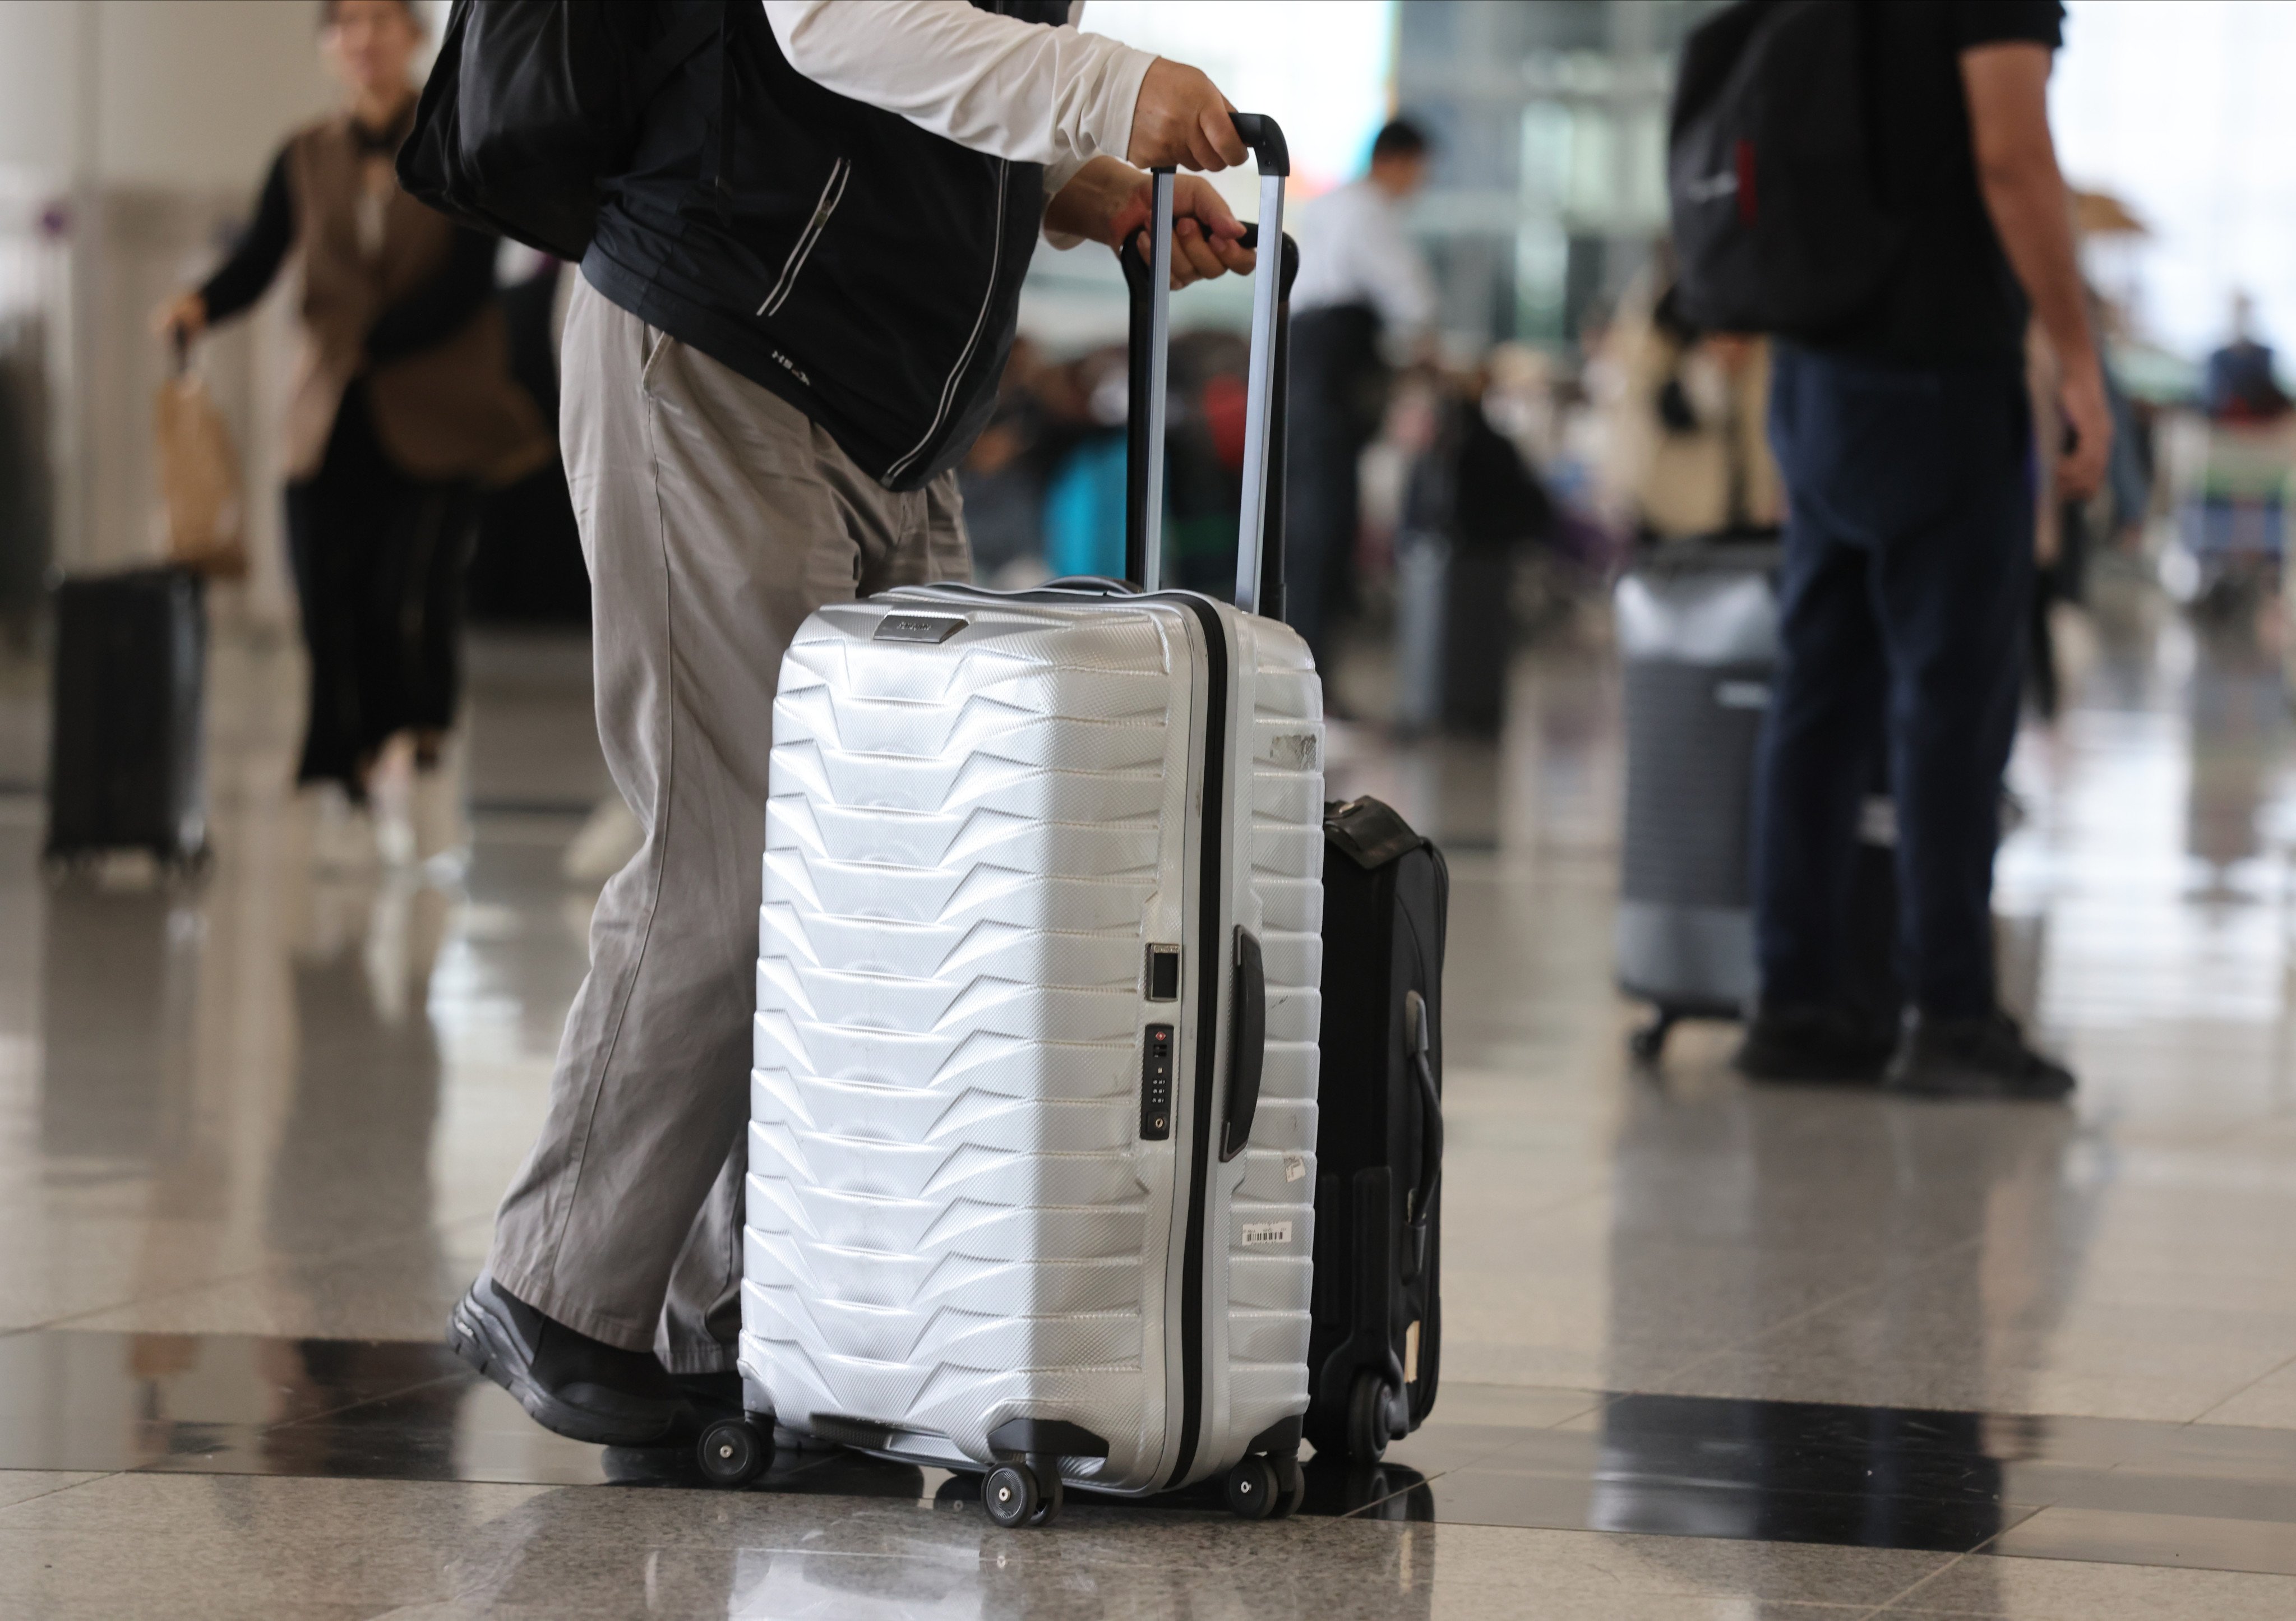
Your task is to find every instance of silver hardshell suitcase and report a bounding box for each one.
[715,126,1323,1526]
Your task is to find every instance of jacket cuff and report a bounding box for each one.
[1084,43,1155,172]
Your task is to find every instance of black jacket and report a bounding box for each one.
[583,0,1068,491]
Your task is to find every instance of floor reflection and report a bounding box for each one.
[1591,1397,2006,1552]
[38,884,200,1167]
[2183,617,2289,888]
[270,881,448,1271]
[7,1327,2295,1578]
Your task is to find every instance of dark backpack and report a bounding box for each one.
[1665,0,1903,337]
[396,0,727,261]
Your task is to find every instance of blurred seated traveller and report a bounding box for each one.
[155,0,549,830]
[1605,269,1782,543]
[2201,292,2289,424]
[1286,117,1438,668]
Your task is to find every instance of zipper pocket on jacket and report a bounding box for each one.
[756,156,850,319]
[883,158,1010,485]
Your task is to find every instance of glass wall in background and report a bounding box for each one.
[2053,0,2296,368]
[1396,0,1716,358]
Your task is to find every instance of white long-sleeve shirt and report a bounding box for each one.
[1290,178,1436,343]
[760,1,1153,204]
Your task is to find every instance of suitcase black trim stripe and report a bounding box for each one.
[1168,593,1228,1489]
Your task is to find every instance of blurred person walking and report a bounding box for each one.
[444,1,1260,1449]
[1285,118,1437,672]
[1730,1,2106,1098]
[155,0,549,854]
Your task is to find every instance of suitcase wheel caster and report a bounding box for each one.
[696,1416,772,1488]
[1346,1371,1391,1463]
[1225,1453,1281,1520]
[985,1460,1061,1527]
[1267,1452,1305,1520]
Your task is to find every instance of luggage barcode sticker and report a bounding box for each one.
[1240,1221,1293,1248]
[1283,1154,1306,1183]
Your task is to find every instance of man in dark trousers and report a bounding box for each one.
[1736,1,2107,1098]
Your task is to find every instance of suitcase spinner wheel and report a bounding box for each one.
[1224,1449,1306,1519]
[1346,1370,1392,1462]
[983,1460,1064,1528]
[695,1414,772,1488]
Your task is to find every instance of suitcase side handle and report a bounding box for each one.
[1220,926,1266,1162]
[1403,989,1443,1279]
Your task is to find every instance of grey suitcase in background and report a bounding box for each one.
[45,566,208,871]
[1615,544,1778,1056]
[1615,543,1896,1060]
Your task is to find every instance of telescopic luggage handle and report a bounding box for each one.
[1117,117,1300,614]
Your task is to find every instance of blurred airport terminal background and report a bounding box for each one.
[4,3,2296,1616]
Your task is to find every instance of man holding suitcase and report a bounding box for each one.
[1737,1,2103,1098]
[450,1,1263,1447]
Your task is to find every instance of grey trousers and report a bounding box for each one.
[489,277,971,1370]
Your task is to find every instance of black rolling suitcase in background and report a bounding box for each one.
[45,566,209,870]
[1306,795,1448,1462]
[1394,532,1512,735]
[1393,392,1553,735]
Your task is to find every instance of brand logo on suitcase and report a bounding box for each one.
[873,614,968,645]
[1239,1221,1293,1247]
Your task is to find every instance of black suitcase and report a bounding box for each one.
[1392,394,1552,735]
[45,566,209,869]
[1305,795,1448,1462]
[1394,530,1512,735]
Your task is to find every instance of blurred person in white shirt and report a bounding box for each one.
[1284,118,1436,673]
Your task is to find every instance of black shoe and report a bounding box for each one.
[1734,1005,1895,1084]
[450,1274,688,1447]
[1884,1009,2075,1101]
[671,1369,744,1417]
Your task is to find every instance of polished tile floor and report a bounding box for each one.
[4,574,2296,1617]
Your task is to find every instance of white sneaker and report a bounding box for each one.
[309,783,380,874]
[410,738,472,881]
